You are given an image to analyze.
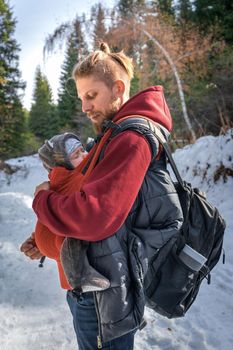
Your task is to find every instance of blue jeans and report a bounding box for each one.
[66,290,136,350]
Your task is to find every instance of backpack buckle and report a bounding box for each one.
[102,120,121,132]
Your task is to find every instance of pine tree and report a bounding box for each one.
[192,0,233,43]
[176,0,193,22]
[57,19,92,142]
[118,0,134,18]
[29,66,59,139]
[114,0,147,96]
[92,3,107,49]
[0,0,26,158]
[58,20,85,128]
[118,0,145,18]
[157,0,174,17]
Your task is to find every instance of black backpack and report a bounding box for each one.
[104,116,226,318]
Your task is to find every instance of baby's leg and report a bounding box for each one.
[60,238,110,292]
[60,238,85,290]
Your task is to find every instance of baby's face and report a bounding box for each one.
[69,146,88,168]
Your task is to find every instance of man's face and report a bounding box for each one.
[76,76,122,132]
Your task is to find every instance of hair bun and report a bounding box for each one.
[99,42,111,54]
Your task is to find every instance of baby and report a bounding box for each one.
[38,132,110,293]
[38,133,87,172]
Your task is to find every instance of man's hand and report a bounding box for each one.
[20,233,43,260]
[34,181,50,197]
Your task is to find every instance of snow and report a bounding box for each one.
[0,130,233,350]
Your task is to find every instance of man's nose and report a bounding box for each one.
[82,100,92,113]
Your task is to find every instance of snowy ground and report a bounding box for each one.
[0,130,232,350]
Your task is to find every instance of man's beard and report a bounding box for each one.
[92,97,120,135]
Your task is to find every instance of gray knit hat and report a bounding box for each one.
[38,133,83,171]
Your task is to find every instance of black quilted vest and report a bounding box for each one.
[87,118,183,342]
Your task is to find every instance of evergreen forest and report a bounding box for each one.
[0,0,232,160]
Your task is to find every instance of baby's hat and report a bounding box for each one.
[38,132,82,170]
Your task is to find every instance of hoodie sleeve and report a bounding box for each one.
[32,131,151,241]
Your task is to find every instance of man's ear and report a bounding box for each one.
[112,80,125,98]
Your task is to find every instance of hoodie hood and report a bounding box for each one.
[114,86,172,132]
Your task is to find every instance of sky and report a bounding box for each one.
[9,0,115,110]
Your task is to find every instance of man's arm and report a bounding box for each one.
[33,131,152,241]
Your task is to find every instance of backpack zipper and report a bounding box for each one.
[133,244,144,285]
[93,292,103,349]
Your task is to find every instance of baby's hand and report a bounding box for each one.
[34,181,50,197]
[20,233,43,260]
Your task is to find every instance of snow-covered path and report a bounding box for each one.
[0,131,232,350]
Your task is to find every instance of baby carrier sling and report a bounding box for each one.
[100,116,226,318]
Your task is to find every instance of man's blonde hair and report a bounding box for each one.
[72,42,134,96]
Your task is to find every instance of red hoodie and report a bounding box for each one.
[33,86,172,242]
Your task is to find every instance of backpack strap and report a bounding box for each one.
[101,116,160,161]
[103,115,185,189]
[145,119,184,188]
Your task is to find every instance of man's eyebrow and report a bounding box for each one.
[78,89,96,99]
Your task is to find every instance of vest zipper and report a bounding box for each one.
[93,292,103,349]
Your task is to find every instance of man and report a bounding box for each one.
[21,42,182,350]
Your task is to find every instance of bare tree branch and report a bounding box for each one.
[140,27,196,142]
[43,22,72,59]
